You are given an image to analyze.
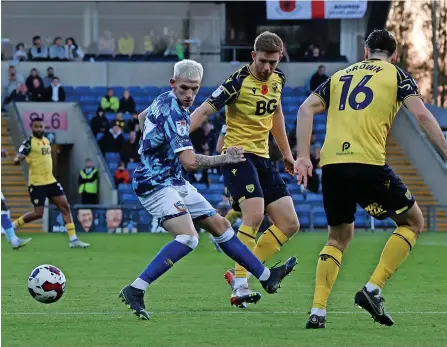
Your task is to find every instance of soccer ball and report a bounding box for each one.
[28,264,66,304]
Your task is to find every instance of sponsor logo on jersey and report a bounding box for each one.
[174,201,187,212]
[364,202,386,217]
[212,85,224,98]
[175,120,187,136]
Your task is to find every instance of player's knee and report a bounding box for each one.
[175,234,199,250]
[327,225,354,252]
[407,214,424,236]
[243,211,264,230]
[60,202,71,215]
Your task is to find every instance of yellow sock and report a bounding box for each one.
[369,226,417,289]
[254,225,289,263]
[13,216,25,229]
[225,209,242,225]
[312,245,343,309]
[235,225,258,278]
[66,222,77,239]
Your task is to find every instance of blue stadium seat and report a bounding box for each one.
[87,114,95,122]
[199,86,215,96]
[122,112,132,121]
[108,162,118,171]
[134,96,149,104]
[139,210,151,224]
[110,86,125,97]
[75,86,92,94]
[80,95,98,102]
[122,193,137,204]
[282,86,293,96]
[306,193,323,202]
[82,105,98,114]
[64,86,75,94]
[291,193,305,202]
[314,214,328,228]
[127,162,139,171]
[91,86,108,95]
[123,133,129,141]
[96,133,104,141]
[314,124,326,134]
[128,86,142,95]
[298,215,310,228]
[193,183,208,191]
[142,86,159,95]
[105,113,116,121]
[118,184,133,193]
[66,95,80,102]
[105,152,121,162]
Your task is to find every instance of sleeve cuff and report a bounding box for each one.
[174,146,193,154]
[312,93,327,110]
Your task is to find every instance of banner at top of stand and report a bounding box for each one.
[266,0,368,20]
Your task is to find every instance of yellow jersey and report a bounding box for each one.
[206,64,285,158]
[19,136,56,186]
[314,59,422,167]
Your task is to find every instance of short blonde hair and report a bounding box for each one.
[254,31,283,54]
[173,59,203,81]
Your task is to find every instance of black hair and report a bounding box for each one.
[31,118,44,124]
[32,35,41,42]
[365,29,396,57]
[53,36,62,44]
[16,43,24,50]
[318,65,325,69]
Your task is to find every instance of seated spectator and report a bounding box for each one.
[29,35,48,61]
[9,84,32,102]
[46,76,66,102]
[309,65,329,91]
[91,108,110,136]
[111,112,126,131]
[118,33,135,56]
[114,162,130,184]
[307,147,321,194]
[25,68,44,91]
[121,131,139,164]
[13,43,28,61]
[4,66,24,96]
[99,125,124,153]
[98,30,116,55]
[305,46,322,62]
[143,30,157,56]
[30,78,46,102]
[190,121,216,155]
[126,112,140,133]
[118,90,136,114]
[43,67,55,88]
[65,37,84,61]
[49,37,67,61]
[101,88,119,112]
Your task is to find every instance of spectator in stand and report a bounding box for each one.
[25,68,44,91]
[91,108,110,136]
[10,84,32,102]
[98,30,116,55]
[114,162,130,184]
[49,37,67,61]
[99,125,124,153]
[30,78,46,102]
[101,88,119,112]
[4,66,25,96]
[305,46,322,62]
[191,121,216,155]
[29,35,48,61]
[118,90,136,114]
[46,76,66,102]
[143,30,157,56]
[126,112,140,133]
[78,158,99,204]
[43,67,55,88]
[118,33,135,56]
[13,43,28,61]
[111,112,126,131]
[65,37,84,61]
[309,65,329,92]
[120,131,139,164]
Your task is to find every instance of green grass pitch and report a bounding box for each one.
[2,231,447,347]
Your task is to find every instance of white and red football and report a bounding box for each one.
[28,264,66,304]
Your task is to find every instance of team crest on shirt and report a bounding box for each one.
[272,82,278,92]
[34,199,39,205]
[261,84,268,95]
[212,85,224,98]
[405,189,412,200]
[174,201,187,212]
[175,121,188,136]
[246,184,255,193]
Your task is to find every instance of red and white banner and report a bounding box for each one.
[266,0,367,20]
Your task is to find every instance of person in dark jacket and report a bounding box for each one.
[25,68,44,91]
[118,90,136,114]
[46,76,66,102]
[99,125,124,153]
[126,112,140,133]
[30,78,46,102]
[10,84,32,102]
[91,108,110,136]
[120,131,140,164]
[309,65,329,91]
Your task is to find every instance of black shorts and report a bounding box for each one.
[322,163,416,226]
[29,182,65,207]
[221,153,289,210]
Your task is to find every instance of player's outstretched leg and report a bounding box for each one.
[199,214,297,307]
[306,223,353,329]
[2,211,32,249]
[354,204,423,327]
[51,195,89,248]
[121,214,199,320]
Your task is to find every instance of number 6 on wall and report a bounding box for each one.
[338,74,374,111]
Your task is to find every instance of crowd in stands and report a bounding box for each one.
[3,65,66,106]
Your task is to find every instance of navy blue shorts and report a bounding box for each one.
[29,182,65,207]
[221,153,289,210]
[322,163,416,226]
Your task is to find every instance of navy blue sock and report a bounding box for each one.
[138,240,193,284]
[216,231,267,280]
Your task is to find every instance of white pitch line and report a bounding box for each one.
[2,311,447,316]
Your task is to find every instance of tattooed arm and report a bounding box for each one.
[178,147,245,171]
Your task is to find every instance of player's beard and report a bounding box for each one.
[32,131,44,139]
